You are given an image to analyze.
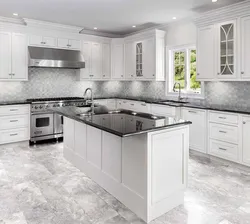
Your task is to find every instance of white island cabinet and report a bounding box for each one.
[63,116,189,223]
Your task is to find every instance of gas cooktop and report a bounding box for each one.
[27,97,85,102]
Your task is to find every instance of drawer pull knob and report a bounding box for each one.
[10,133,18,136]
[10,120,18,122]
[219,147,227,151]
[243,121,246,124]
[219,130,227,134]
[219,117,226,119]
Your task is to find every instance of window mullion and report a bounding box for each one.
[186,49,190,92]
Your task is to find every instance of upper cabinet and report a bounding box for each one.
[29,34,57,47]
[124,30,165,81]
[78,40,111,80]
[216,21,237,79]
[241,16,250,79]
[29,35,81,50]
[111,40,124,80]
[0,32,28,81]
[197,26,215,80]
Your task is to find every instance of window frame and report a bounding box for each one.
[166,44,204,99]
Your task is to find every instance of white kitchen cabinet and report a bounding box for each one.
[125,41,136,79]
[64,117,75,151]
[197,26,215,80]
[111,41,124,80]
[91,42,102,79]
[124,30,165,81]
[242,116,250,166]
[241,16,250,79]
[75,121,87,159]
[182,108,207,153]
[102,43,111,79]
[0,32,28,81]
[57,38,81,50]
[29,34,57,47]
[79,41,109,80]
[216,20,237,79]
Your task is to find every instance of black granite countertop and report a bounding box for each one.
[51,106,191,137]
[0,100,31,106]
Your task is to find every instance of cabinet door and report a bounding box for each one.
[64,117,75,151]
[135,42,143,78]
[91,42,102,79]
[242,116,250,166]
[112,44,124,79]
[57,38,69,48]
[29,35,43,46]
[197,26,215,80]
[182,109,206,153]
[69,39,81,50]
[216,21,237,79]
[43,36,57,47]
[11,33,28,80]
[241,16,250,79]
[0,32,11,79]
[80,41,92,79]
[125,41,136,79]
[142,38,155,79]
[102,43,111,79]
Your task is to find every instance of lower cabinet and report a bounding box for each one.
[242,116,250,166]
[181,108,207,153]
[151,104,178,117]
[0,104,30,145]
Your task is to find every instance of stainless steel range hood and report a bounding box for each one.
[28,46,85,69]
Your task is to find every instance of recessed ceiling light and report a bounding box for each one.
[94,27,98,30]
[132,25,136,28]
[212,0,218,2]
[172,17,177,20]
[13,13,18,16]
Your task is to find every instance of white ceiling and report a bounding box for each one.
[0,0,245,35]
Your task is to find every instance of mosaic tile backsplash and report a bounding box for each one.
[0,68,249,108]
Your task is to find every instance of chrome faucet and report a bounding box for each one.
[173,82,182,102]
[84,88,95,114]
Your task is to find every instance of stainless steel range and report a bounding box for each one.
[27,97,87,143]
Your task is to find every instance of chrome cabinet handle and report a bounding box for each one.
[10,133,18,136]
[141,104,146,106]
[10,120,18,122]
[10,109,18,111]
[152,74,155,77]
[241,72,244,75]
[131,104,134,106]
[219,130,227,134]
[219,147,227,151]
[243,121,246,124]
[197,73,200,76]
[188,111,197,114]
[218,117,226,119]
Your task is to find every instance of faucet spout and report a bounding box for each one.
[173,82,182,102]
[84,88,94,114]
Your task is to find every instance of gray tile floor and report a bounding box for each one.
[0,142,250,224]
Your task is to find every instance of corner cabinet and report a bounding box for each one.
[124,30,165,81]
[216,20,237,79]
[0,32,28,81]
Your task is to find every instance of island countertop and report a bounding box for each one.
[51,106,191,137]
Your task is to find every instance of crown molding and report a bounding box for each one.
[24,18,83,33]
[0,16,26,25]
[194,0,250,27]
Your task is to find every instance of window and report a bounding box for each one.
[168,46,203,97]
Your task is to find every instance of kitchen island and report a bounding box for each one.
[52,106,191,223]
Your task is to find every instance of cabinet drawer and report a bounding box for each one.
[209,111,238,125]
[0,105,30,116]
[209,123,238,144]
[209,139,238,162]
[0,128,29,144]
[0,115,29,130]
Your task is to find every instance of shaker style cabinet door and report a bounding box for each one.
[80,41,92,79]
[242,116,250,166]
[102,43,111,79]
[11,33,28,80]
[0,32,12,79]
[112,44,124,79]
[142,38,155,79]
[241,16,250,79]
[91,42,102,79]
[197,26,215,80]
[125,41,136,80]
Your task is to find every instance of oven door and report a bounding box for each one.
[54,113,63,134]
[31,113,54,137]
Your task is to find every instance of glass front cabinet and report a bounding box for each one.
[217,20,237,79]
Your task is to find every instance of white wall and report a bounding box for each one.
[164,21,197,47]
